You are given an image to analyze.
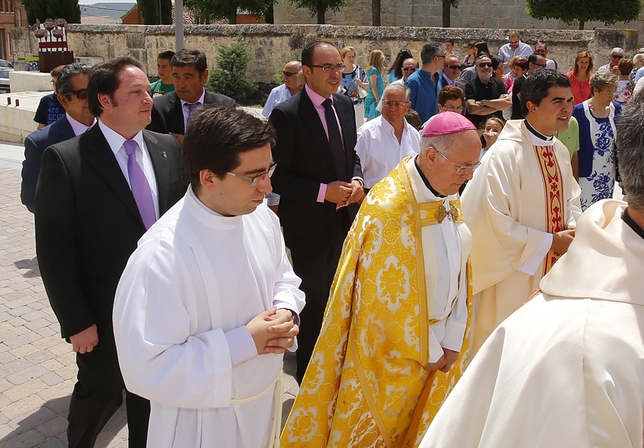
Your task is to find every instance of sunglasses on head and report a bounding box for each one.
[65,88,88,100]
[478,62,493,68]
[282,71,297,77]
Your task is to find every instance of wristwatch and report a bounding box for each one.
[481,99,487,107]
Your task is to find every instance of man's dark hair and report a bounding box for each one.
[474,42,490,57]
[520,69,571,118]
[56,62,92,97]
[183,107,276,190]
[617,89,644,211]
[445,39,455,46]
[171,49,207,75]
[528,53,542,65]
[158,50,175,61]
[420,43,442,65]
[87,56,143,117]
[302,40,334,67]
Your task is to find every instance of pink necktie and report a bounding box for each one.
[124,140,155,229]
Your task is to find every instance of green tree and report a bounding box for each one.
[23,0,80,24]
[207,34,258,104]
[526,0,642,29]
[289,0,345,24]
[184,0,272,24]
[137,0,172,25]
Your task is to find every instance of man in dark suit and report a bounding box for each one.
[21,62,95,213]
[35,56,185,448]
[147,49,236,148]
[269,41,365,382]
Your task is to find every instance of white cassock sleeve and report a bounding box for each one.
[114,236,236,409]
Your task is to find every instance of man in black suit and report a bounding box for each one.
[269,41,365,382]
[35,56,185,448]
[147,49,236,148]
[21,62,95,213]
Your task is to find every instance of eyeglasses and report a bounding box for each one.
[226,162,277,187]
[437,150,481,175]
[611,54,623,58]
[65,89,88,100]
[601,89,616,96]
[447,64,462,70]
[477,62,493,68]
[436,53,447,59]
[282,71,297,77]
[442,104,464,112]
[382,99,409,108]
[308,64,344,73]
[536,63,547,68]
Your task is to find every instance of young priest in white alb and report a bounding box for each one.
[113,107,305,448]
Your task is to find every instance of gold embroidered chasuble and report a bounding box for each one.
[281,158,472,448]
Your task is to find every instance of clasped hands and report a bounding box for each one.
[247,307,299,355]
[325,179,365,206]
[424,348,459,373]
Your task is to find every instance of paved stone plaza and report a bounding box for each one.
[0,146,299,448]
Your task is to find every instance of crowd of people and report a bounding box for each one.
[16,33,644,448]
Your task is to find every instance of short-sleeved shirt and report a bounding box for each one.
[150,80,175,97]
[465,76,507,129]
[555,115,580,159]
[406,69,439,123]
[33,93,64,126]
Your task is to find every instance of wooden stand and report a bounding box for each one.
[38,51,74,73]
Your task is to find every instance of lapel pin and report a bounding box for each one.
[161,151,167,158]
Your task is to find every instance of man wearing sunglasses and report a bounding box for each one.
[438,54,464,92]
[464,55,511,129]
[21,62,95,213]
[597,47,625,76]
[262,60,302,118]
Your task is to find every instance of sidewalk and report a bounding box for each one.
[0,143,298,447]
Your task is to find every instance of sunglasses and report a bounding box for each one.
[447,64,461,70]
[402,67,415,71]
[65,88,88,100]
[611,54,623,58]
[282,71,297,77]
[478,62,493,68]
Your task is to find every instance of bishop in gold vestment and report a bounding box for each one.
[281,112,482,447]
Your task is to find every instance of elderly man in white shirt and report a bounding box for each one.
[355,83,420,189]
[262,60,302,118]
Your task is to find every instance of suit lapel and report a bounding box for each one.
[82,125,144,227]
[144,130,171,214]
[54,116,76,142]
[169,93,185,134]
[298,89,337,176]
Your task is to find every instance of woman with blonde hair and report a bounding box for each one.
[365,49,385,120]
[567,51,594,104]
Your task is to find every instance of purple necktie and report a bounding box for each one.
[124,140,156,230]
[185,102,201,126]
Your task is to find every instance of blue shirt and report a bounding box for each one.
[406,69,439,123]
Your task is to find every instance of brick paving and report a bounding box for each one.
[0,154,299,448]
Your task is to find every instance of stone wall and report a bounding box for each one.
[10,24,639,84]
[274,0,644,47]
